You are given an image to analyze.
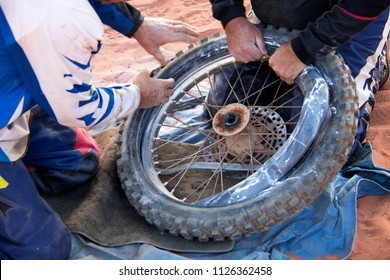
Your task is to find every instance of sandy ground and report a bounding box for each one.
[92,0,390,259]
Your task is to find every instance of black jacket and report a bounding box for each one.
[210,0,390,64]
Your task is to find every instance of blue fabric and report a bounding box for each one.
[338,9,389,81]
[23,109,80,171]
[0,160,71,260]
[23,108,99,194]
[338,9,390,150]
[69,141,390,260]
[0,6,55,127]
[88,0,136,36]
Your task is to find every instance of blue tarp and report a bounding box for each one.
[69,141,390,260]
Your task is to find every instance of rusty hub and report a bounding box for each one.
[212,103,250,137]
[209,105,287,165]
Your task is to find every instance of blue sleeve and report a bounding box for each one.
[291,1,390,64]
[88,0,144,37]
[209,0,246,28]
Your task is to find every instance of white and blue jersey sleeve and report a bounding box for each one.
[0,0,141,162]
[88,0,144,37]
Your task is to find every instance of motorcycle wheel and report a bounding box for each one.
[116,25,358,241]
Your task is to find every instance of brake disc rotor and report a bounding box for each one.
[205,105,287,168]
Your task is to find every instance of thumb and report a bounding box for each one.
[163,77,175,89]
[255,36,268,56]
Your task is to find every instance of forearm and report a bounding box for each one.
[62,85,140,132]
[19,1,140,130]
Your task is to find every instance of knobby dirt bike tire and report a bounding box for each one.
[116,25,358,241]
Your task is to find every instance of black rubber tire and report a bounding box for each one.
[116,25,358,241]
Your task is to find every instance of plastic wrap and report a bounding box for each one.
[192,66,331,206]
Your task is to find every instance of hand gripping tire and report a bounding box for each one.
[116,25,358,241]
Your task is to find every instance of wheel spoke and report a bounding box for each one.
[148,58,304,202]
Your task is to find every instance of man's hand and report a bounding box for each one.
[268,42,307,84]
[132,69,174,108]
[225,17,268,63]
[133,17,200,66]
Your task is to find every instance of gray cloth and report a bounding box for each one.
[43,127,234,253]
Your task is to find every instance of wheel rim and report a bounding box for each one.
[141,56,330,205]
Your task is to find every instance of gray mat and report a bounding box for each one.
[43,127,234,253]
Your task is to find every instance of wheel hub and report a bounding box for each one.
[208,105,287,165]
[212,103,250,136]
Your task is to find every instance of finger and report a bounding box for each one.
[270,66,293,84]
[169,19,197,29]
[234,49,257,63]
[172,24,200,37]
[172,33,199,43]
[163,78,175,90]
[246,43,263,61]
[232,53,250,63]
[281,74,295,85]
[159,89,171,103]
[255,36,268,56]
[166,89,173,99]
[169,19,185,26]
[169,28,199,43]
[230,43,262,63]
[152,48,167,66]
[134,69,150,82]
[139,68,150,75]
